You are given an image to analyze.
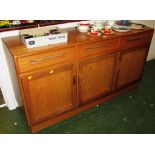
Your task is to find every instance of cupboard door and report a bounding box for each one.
[116,46,148,89]
[20,63,77,124]
[78,53,117,105]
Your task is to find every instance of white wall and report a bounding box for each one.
[0,30,19,110]
[132,20,155,60]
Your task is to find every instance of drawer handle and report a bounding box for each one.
[127,36,143,42]
[30,53,66,64]
[86,43,112,51]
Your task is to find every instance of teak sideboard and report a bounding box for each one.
[2,27,154,133]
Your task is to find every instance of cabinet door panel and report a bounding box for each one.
[79,53,117,104]
[116,46,148,88]
[20,64,76,124]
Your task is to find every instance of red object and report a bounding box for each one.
[90,31,98,35]
[20,20,27,24]
[104,29,111,34]
[79,23,90,26]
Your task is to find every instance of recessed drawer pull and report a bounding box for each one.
[86,43,112,51]
[127,36,143,42]
[30,53,66,65]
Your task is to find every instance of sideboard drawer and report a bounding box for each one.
[119,31,153,49]
[17,47,76,73]
[77,38,118,58]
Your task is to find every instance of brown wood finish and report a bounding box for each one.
[2,27,154,133]
[78,52,117,104]
[119,31,153,49]
[77,38,119,59]
[20,63,77,124]
[116,46,149,89]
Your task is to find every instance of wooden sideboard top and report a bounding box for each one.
[2,27,154,58]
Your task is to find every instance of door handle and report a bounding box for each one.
[86,43,112,51]
[127,36,143,42]
[30,53,66,64]
[73,76,78,85]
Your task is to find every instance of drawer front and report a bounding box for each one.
[17,47,76,73]
[119,31,153,49]
[77,39,118,58]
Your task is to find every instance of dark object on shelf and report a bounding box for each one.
[22,34,34,39]
[49,29,58,33]
[50,29,61,34]
[43,32,50,36]
[24,35,34,39]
